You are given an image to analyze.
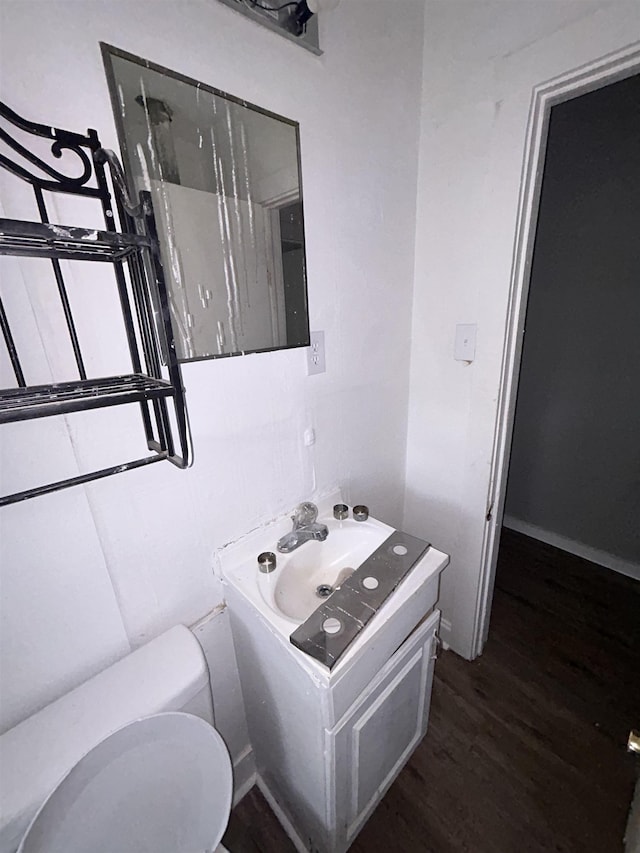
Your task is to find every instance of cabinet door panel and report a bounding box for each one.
[330,609,439,847]
[352,647,426,816]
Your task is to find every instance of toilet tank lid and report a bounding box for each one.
[0,624,210,853]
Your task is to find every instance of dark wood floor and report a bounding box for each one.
[223,530,640,852]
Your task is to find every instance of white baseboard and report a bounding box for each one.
[439,618,452,650]
[503,516,640,582]
[232,745,256,807]
[256,775,308,853]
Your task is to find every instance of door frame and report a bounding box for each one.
[263,189,301,346]
[472,41,640,658]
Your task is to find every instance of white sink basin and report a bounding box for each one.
[259,517,391,623]
[216,492,448,676]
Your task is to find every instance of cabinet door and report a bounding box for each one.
[329,610,440,847]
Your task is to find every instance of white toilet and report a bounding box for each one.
[0,625,234,853]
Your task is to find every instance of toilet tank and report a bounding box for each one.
[0,625,214,853]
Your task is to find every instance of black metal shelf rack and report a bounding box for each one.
[0,101,190,506]
[0,218,153,262]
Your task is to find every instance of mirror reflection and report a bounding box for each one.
[102,45,310,361]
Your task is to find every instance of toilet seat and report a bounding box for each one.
[17,712,233,853]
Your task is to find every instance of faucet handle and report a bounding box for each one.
[293,501,318,527]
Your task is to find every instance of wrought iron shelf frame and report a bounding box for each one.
[0,218,153,262]
[0,101,190,506]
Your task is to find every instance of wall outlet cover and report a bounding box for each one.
[307,330,326,375]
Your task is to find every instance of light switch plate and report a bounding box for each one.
[307,330,326,375]
[454,324,477,361]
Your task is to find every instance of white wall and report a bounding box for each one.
[0,0,424,748]
[404,0,640,658]
[505,75,640,577]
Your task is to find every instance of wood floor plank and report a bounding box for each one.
[225,530,640,852]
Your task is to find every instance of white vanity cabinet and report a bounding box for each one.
[224,559,445,853]
[219,500,448,853]
[328,611,439,850]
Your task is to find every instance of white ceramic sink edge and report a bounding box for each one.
[215,491,343,582]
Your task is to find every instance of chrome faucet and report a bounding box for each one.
[277,502,329,553]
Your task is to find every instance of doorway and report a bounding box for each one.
[502,72,640,574]
[474,43,640,656]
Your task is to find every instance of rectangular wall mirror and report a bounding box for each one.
[102,44,310,361]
